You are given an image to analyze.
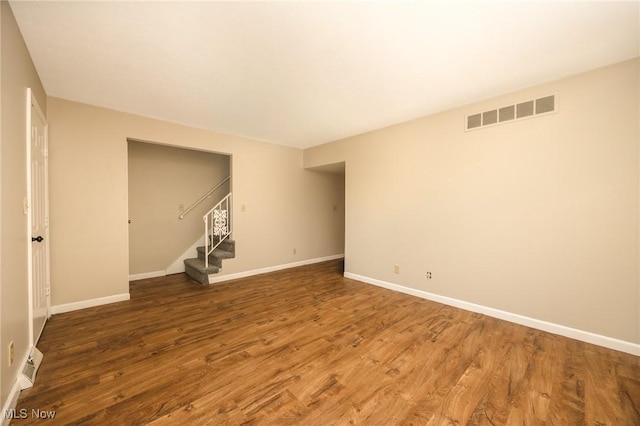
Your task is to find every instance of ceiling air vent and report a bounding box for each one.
[466,94,555,131]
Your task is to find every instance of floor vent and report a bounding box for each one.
[466,95,555,131]
[19,347,43,390]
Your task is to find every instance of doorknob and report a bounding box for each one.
[31,236,44,242]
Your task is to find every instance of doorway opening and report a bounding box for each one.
[127,139,232,280]
[306,161,345,274]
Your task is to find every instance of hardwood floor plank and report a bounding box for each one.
[547,339,587,424]
[11,260,639,425]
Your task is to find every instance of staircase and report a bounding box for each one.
[184,237,235,284]
[183,191,234,284]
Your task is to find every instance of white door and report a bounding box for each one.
[27,89,50,345]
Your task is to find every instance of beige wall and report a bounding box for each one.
[304,58,640,345]
[128,141,230,275]
[1,0,47,409]
[48,97,345,306]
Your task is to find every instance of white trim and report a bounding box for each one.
[26,89,34,345]
[344,272,640,356]
[208,254,345,284]
[1,345,36,426]
[128,270,166,281]
[50,293,130,315]
[1,380,22,426]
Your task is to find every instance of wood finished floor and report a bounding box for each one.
[13,260,640,425]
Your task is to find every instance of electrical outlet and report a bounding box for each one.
[178,203,185,212]
[394,264,400,274]
[332,204,338,212]
[241,204,246,212]
[8,341,14,367]
[426,272,432,280]
[293,248,297,255]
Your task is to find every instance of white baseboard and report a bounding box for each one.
[344,272,640,356]
[1,346,35,426]
[2,377,22,426]
[50,293,130,315]
[208,254,344,284]
[128,270,166,281]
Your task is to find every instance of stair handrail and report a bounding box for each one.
[179,175,230,220]
[203,192,232,269]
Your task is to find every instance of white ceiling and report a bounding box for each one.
[9,1,639,149]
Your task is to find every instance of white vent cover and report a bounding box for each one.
[466,95,555,131]
[18,346,43,390]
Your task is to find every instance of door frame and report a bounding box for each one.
[26,88,50,346]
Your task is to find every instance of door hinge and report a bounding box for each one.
[46,287,50,296]
[44,149,49,158]
[45,217,49,227]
